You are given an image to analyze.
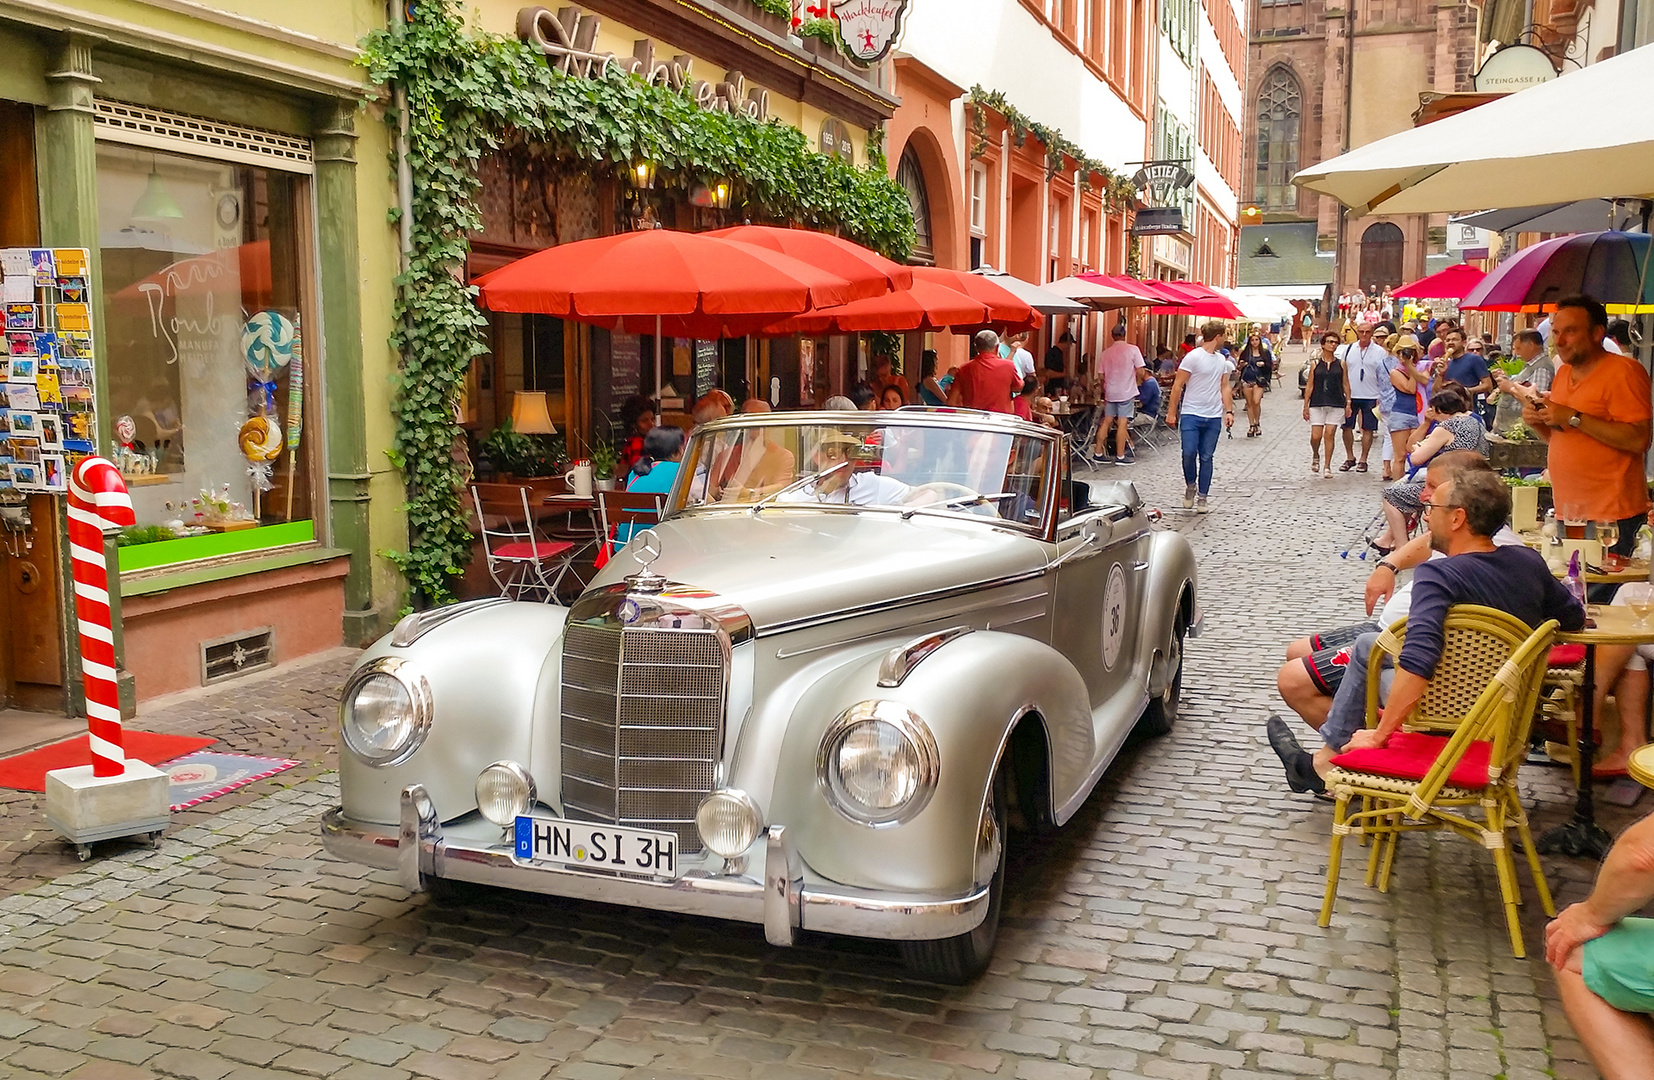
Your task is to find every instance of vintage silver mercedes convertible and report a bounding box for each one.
[322,409,1200,981]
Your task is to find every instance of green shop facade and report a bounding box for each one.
[0,2,404,733]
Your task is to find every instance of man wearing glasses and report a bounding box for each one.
[1266,470,1584,795]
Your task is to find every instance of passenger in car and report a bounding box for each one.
[716,407,797,501]
[806,430,911,506]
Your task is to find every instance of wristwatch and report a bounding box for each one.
[1568,413,1584,428]
[1377,559,1400,574]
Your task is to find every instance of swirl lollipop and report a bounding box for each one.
[241,311,294,414]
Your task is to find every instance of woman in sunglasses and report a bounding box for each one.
[1386,334,1428,479]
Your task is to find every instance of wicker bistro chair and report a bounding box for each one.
[1317,606,1560,958]
[468,485,577,602]
[596,489,665,561]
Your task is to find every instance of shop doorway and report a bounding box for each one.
[0,99,73,741]
[1358,222,1405,294]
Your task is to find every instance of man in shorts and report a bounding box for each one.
[1546,810,1654,1079]
[1093,323,1146,462]
[1336,323,1388,472]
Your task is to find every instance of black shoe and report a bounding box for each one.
[1266,714,1327,794]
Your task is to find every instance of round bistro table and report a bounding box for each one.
[1540,604,1654,859]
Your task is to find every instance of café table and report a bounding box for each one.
[1538,603,1654,859]
[542,492,605,580]
[1629,743,1654,789]
[1518,535,1650,584]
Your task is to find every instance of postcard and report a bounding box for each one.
[12,461,40,488]
[0,251,28,277]
[56,277,87,303]
[54,303,89,333]
[1,276,29,304]
[9,356,35,381]
[7,383,39,411]
[37,414,61,451]
[33,333,55,360]
[28,250,54,286]
[0,463,11,484]
[3,303,31,330]
[9,436,40,463]
[0,360,7,381]
[0,411,8,434]
[51,249,87,278]
[7,332,34,356]
[41,453,65,492]
[35,371,60,407]
[56,333,90,359]
[66,413,93,441]
[9,411,37,436]
[0,389,8,409]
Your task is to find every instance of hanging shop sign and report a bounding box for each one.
[1131,161,1194,209]
[516,7,769,119]
[830,0,909,64]
[1473,44,1558,93]
[1131,207,1185,236]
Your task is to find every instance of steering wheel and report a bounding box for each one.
[902,481,1000,518]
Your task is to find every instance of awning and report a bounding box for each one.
[1293,42,1654,215]
[1229,284,1324,303]
[1215,288,1297,322]
[1453,201,1649,235]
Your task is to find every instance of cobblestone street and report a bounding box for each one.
[0,373,1635,1080]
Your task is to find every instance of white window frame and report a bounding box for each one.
[970,164,989,235]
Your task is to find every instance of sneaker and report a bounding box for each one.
[1266,714,1327,795]
[1183,484,1195,509]
[1196,496,1209,513]
[1117,449,1137,464]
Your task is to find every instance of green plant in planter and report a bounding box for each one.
[756,0,790,17]
[798,16,843,48]
[589,442,619,482]
[481,418,567,478]
[116,524,181,547]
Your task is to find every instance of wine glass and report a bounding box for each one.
[1597,519,1620,556]
[1622,582,1654,627]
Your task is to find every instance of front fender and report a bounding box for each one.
[765,631,1091,895]
[337,601,569,826]
[1135,527,1198,696]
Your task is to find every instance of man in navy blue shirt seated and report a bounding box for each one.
[1267,469,1586,794]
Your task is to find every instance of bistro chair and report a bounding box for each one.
[1317,606,1558,958]
[596,489,665,562]
[468,484,577,602]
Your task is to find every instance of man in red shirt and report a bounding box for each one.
[947,330,1022,414]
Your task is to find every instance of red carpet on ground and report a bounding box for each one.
[0,732,217,792]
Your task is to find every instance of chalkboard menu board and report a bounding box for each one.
[610,334,641,400]
[694,340,718,399]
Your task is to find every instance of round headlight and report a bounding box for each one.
[695,789,764,859]
[340,658,432,767]
[476,761,537,827]
[818,701,939,827]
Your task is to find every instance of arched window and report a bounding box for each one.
[896,145,934,266]
[1359,222,1405,292]
[1254,67,1301,212]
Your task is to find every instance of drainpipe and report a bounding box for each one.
[1336,6,1353,299]
[391,0,413,276]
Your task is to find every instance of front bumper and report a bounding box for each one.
[320,785,989,947]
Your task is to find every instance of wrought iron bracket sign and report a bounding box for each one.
[830,0,909,64]
[1130,160,1194,209]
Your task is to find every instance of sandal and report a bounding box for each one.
[1356,462,1368,473]
[1339,459,1357,472]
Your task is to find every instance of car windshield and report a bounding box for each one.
[675,416,1054,533]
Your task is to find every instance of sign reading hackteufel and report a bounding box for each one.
[831,0,909,64]
[516,6,769,119]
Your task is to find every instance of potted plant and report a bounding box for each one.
[721,0,790,36]
[482,418,566,481]
[590,443,620,492]
[798,14,846,66]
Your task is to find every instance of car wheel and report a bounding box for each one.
[898,762,1007,984]
[1136,609,1186,738]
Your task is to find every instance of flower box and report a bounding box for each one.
[719,0,790,36]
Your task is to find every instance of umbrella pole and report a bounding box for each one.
[655,315,663,398]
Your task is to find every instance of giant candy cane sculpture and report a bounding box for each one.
[68,459,135,777]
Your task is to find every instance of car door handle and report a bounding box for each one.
[1048,531,1102,569]
[1132,560,1149,572]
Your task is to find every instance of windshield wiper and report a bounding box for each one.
[901,492,1018,520]
[750,459,852,513]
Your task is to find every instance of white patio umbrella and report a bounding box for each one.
[1294,43,1654,216]
[1044,275,1156,310]
[971,266,1092,315]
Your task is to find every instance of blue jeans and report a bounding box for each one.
[1320,631,1395,750]
[1178,414,1222,495]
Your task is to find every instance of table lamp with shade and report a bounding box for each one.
[511,391,557,436]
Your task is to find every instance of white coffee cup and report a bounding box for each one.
[563,462,593,498]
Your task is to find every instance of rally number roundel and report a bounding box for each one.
[1102,563,1127,670]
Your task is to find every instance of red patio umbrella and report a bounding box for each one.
[472,229,868,326]
[707,225,914,294]
[1393,263,1486,301]
[909,267,1042,328]
[1145,280,1246,319]
[774,279,990,334]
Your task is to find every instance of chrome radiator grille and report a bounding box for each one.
[560,621,726,852]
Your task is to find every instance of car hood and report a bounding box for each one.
[588,511,1049,632]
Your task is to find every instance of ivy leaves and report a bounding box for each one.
[966,85,1139,208]
[361,0,915,605]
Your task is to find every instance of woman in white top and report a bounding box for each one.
[1165,320,1237,512]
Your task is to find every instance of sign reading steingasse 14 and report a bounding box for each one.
[516,6,769,119]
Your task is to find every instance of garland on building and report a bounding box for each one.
[966,86,1138,210]
[360,0,915,604]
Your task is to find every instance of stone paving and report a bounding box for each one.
[0,370,1638,1080]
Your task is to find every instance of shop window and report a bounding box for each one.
[896,146,934,266]
[95,142,317,545]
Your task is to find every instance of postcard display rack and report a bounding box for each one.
[0,248,99,494]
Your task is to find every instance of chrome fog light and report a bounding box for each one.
[340,657,432,767]
[818,701,939,827]
[475,761,537,826]
[695,788,764,858]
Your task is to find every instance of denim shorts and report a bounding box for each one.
[1102,400,1135,418]
[1342,399,1379,431]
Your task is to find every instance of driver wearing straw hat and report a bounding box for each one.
[804,429,912,506]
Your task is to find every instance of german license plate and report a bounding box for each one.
[513,816,678,878]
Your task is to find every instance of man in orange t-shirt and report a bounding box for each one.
[947,329,1021,414]
[1523,295,1653,555]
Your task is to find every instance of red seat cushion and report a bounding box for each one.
[1330,730,1492,789]
[1548,644,1586,667]
[492,540,573,560]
